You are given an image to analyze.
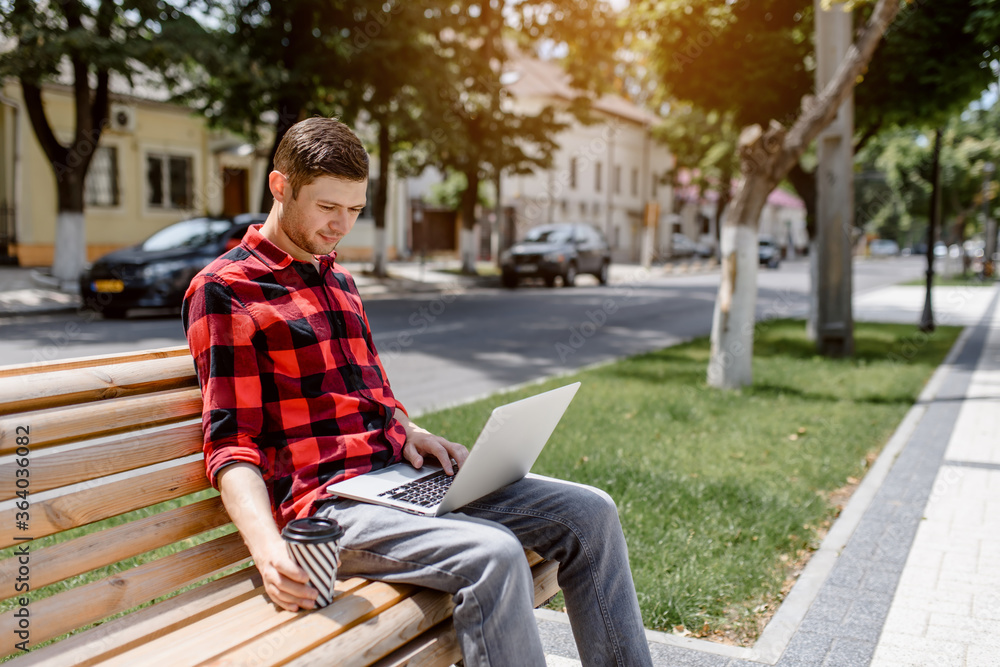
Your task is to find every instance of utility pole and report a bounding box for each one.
[810,0,855,357]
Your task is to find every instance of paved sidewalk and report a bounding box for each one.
[537,283,1000,667]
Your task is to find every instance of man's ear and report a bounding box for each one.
[269,171,289,203]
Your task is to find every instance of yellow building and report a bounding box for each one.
[0,78,403,267]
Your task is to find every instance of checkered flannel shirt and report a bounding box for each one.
[182,224,408,529]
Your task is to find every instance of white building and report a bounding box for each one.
[405,47,677,264]
[499,48,676,264]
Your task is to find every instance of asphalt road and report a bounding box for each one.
[0,256,928,414]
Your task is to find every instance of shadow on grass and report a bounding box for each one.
[747,382,915,406]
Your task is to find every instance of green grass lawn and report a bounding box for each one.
[414,319,960,642]
[903,273,997,287]
[0,319,960,653]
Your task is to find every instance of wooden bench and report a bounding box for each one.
[0,346,559,666]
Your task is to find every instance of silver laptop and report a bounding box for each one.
[325,382,580,516]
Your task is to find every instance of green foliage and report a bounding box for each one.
[856,0,1000,135]
[0,0,212,88]
[855,102,1000,244]
[425,170,494,210]
[653,103,738,204]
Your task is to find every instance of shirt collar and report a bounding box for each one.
[242,224,339,271]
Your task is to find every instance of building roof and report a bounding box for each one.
[502,44,659,126]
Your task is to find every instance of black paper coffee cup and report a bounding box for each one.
[280,517,344,608]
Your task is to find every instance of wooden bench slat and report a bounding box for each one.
[0,356,197,415]
[286,559,559,667]
[104,578,396,667]
[289,588,454,667]
[0,387,203,454]
[369,621,461,667]
[0,421,203,500]
[0,346,191,378]
[0,497,231,595]
[0,459,209,549]
[0,532,251,654]
[15,569,263,667]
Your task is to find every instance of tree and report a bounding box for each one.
[653,104,739,251]
[855,102,1000,247]
[633,0,1000,238]
[707,0,901,388]
[176,0,355,213]
[0,0,210,287]
[415,0,622,274]
[335,2,447,276]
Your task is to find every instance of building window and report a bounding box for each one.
[570,157,578,190]
[614,165,621,195]
[85,146,120,207]
[595,162,602,193]
[631,167,638,197]
[147,153,193,209]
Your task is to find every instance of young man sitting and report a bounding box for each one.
[182,117,653,667]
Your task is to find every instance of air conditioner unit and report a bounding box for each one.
[109,103,135,133]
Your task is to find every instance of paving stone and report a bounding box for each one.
[774,631,835,667]
[822,638,876,667]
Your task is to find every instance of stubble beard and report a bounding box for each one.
[281,205,339,258]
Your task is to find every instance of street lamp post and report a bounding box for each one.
[982,161,995,279]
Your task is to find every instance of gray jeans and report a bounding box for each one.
[314,474,653,667]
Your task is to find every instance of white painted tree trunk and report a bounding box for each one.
[640,225,654,269]
[705,0,901,389]
[460,226,476,274]
[52,211,85,290]
[372,226,387,277]
[708,218,762,388]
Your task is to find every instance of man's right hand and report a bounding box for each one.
[216,463,321,613]
[253,537,320,612]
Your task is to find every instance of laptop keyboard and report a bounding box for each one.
[378,470,454,508]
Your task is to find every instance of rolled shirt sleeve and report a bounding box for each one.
[183,274,269,489]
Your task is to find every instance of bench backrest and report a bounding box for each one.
[0,346,250,658]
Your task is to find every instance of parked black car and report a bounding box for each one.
[501,223,611,288]
[758,236,781,269]
[79,213,266,318]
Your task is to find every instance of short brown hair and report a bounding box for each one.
[272,117,369,199]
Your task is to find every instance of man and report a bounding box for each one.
[183,117,652,666]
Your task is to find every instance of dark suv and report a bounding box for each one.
[501,223,611,288]
[79,213,266,318]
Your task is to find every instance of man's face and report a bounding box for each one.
[274,174,368,261]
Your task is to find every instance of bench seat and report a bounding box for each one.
[0,347,560,666]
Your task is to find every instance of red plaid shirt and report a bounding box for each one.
[182,224,408,529]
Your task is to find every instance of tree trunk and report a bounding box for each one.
[259,99,304,213]
[708,125,783,388]
[706,0,901,389]
[371,121,391,277]
[459,168,480,274]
